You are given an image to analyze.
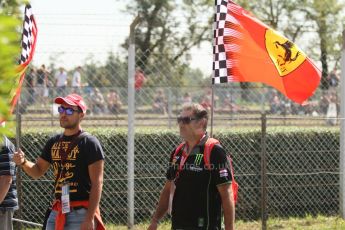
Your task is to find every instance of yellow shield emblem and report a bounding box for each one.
[265,29,306,76]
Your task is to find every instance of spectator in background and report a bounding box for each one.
[36,64,49,105]
[92,88,105,114]
[223,92,240,112]
[269,92,282,114]
[152,89,167,114]
[291,102,303,115]
[182,92,192,105]
[326,94,338,125]
[328,67,340,88]
[319,93,330,115]
[55,67,68,96]
[0,122,18,230]
[201,88,218,110]
[72,66,82,94]
[107,90,122,114]
[200,95,212,111]
[135,68,147,108]
[135,68,146,92]
[25,67,36,105]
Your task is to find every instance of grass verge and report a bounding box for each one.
[105,216,345,230]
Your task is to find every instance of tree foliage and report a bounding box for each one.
[0,0,21,15]
[82,53,127,88]
[124,0,213,86]
[299,0,344,89]
[0,3,21,135]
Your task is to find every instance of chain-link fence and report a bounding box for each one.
[13,55,343,229]
[10,6,343,229]
[13,47,343,230]
[13,99,341,229]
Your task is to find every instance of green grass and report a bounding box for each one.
[103,216,345,230]
[23,216,345,230]
[265,215,345,230]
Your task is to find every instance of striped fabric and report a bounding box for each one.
[0,137,18,210]
[8,4,38,117]
[19,4,38,66]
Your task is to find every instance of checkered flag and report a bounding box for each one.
[9,4,38,114]
[19,4,38,67]
[212,0,320,103]
[212,0,241,84]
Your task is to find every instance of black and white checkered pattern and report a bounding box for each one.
[212,0,242,84]
[20,4,37,65]
[8,4,38,115]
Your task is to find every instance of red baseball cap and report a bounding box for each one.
[54,94,87,113]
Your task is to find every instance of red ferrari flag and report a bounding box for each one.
[212,0,321,104]
[10,4,38,113]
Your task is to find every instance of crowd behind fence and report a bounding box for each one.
[17,84,341,128]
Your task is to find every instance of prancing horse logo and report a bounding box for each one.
[274,41,300,67]
[265,29,306,77]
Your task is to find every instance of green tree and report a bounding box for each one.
[104,52,127,87]
[124,0,212,86]
[0,0,21,15]
[83,54,100,87]
[299,0,344,90]
[0,7,21,135]
[82,52,127,88]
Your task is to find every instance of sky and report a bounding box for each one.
[29,0,213,74]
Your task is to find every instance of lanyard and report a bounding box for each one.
[178,149,189,171]
[177,133,206,173]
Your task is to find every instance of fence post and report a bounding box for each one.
[260,113,268,230]
[127,15,140,229]
[261,88,265,114]
[340,30,345,219]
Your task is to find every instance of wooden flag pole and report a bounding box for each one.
[210,85,215,137]
[340,30,345,219]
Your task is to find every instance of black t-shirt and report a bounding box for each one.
[166,136,232,230]
[40,132,104,201]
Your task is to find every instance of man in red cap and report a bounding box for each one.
[13,94,105,230]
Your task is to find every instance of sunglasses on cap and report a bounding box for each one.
[177,116,199,124]
[58,106,81,115]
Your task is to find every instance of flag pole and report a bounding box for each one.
[210,85,215,137]
[339,30,345,219]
